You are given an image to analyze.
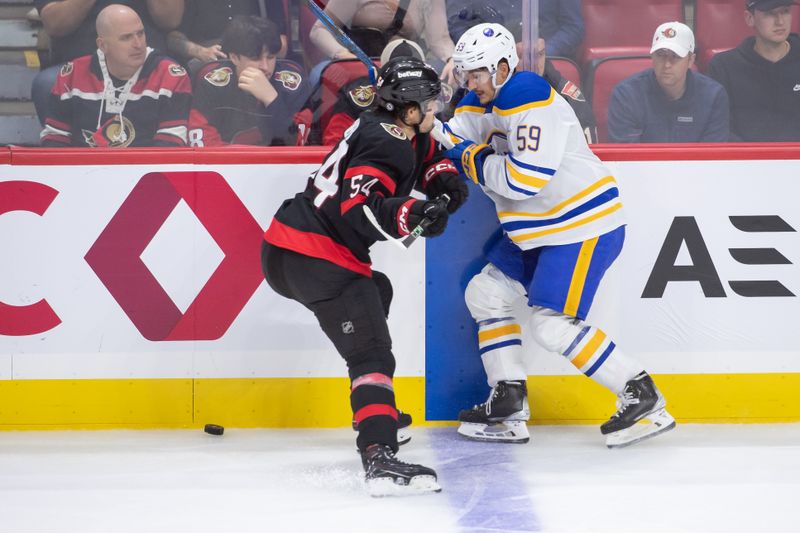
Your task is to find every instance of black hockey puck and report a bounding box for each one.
[204,424,224,436]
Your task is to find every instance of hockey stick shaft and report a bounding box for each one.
[301,0,378,84]
[431,118,455,149]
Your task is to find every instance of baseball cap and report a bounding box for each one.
[380,39,424,66]
[650,22,695,58]
[745,0,796,11]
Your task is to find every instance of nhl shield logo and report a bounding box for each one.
[204,66,232,87]
[349,85,375,108]
[381,122,407,140]
[275,70,301,90]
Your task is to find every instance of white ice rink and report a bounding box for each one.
[1,424,798,533]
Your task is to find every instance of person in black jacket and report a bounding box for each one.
[261,58,467,496]
[188,16,309,146]
[608,21,730,143]
[709,0,800,141]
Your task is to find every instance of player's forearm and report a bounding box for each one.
[147,0,184,31]
[40,0,97,38]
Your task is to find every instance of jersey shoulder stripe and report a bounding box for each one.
[492,72,555,116]
[454,91,488,115]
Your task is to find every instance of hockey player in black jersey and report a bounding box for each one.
[261,57,468,496]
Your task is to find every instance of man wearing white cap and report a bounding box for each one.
[709,0,800,141]
[607,21,730,143]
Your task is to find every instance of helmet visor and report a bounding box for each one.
[454,68,492,89]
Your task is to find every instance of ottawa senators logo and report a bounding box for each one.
[169,63,187,76]
[82,115,135,148]
[560,81,586,102]
[204,66,232,87]
[348,85,375,108]
[381,122,407,140]
[274,70,301,91]
[60,62,73,77]
[661,27,677,39]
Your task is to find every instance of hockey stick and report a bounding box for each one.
[431,118,455,149]
[302,0,378,84]
[363,194,450,250]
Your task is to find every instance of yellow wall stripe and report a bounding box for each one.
[564,237,599,316]
[511,202,622,242]
[478,324,522,343]
[499,175,616,219]
[2,373,800,429]
[570,329,606,369]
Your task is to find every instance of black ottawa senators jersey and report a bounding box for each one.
[188,59,311,147]
[40,51,191,147]
[264,110,445,276]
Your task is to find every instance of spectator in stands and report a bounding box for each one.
[188,16,310,147]
[321,39,427,145]
[40,4,191,147]
[709,0,800,141]
[33,0,184,124]
[167,0,288,66]
[309,0,456,83]
[447,0,585,59]
[607,21,730,143]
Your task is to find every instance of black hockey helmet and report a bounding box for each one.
[376,57,441,112]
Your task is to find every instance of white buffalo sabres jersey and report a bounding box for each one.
[444,71,625,249]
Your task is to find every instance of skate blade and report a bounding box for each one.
[366,475,442,497]
[457,421,530,444]
[606,409,676,449]
[397,427,411,446]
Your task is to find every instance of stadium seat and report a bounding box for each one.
[695,0,800,72]
[579,0,684,66]
[549,57,581,86]
[315,58,375,139]
[587,56,652,142]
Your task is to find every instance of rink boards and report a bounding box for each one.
[1,145,799,428]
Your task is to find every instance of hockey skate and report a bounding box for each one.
[353,410,412,446]
[361,444,442,497]
[602,372,676,449]
[457,380,530,444]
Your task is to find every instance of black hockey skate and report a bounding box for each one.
[352,410,412,445]
[457,380,530,443]
[361,444,441,497]
[601,372,676,448]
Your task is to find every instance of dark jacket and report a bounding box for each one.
[608,69,730,143]
[709,33,800,142]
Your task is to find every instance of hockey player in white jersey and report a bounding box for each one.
[440,23,676,448]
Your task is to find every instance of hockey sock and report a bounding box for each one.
[351,372,399,452]
[562,325,643,394]
[477,317,526,387]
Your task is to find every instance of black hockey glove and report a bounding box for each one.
[409,199,449,237]
[427,172,469,214]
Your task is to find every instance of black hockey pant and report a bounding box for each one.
[261,241,399,452]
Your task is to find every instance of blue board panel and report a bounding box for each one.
[425,183,503,420]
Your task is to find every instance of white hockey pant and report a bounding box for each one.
[465,264,643,394]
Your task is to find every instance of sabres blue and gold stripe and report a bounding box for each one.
[477,318,522,355]
[563,326,615,377]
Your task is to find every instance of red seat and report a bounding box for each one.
[695,0,800,72]
[579,0,684,66]
[549,57,581,86]
[587,56,653,142]
[317,59,376,135]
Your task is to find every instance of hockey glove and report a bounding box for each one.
[408,199,449,237]
[444,141,494,185]
[423,160,469,213]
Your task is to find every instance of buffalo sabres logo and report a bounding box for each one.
[60,62,73,77]
[348,84,375,107]
[204,66,232,87]
[274,70,301,90]
[381,122,407,140]
[662,27,677,39]
[82,115,135,148]
[169,63,187,76]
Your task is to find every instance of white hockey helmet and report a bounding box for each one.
[452,23,519,90]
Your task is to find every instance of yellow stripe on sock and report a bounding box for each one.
[570,329,607,369]
[478,324,522,343]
